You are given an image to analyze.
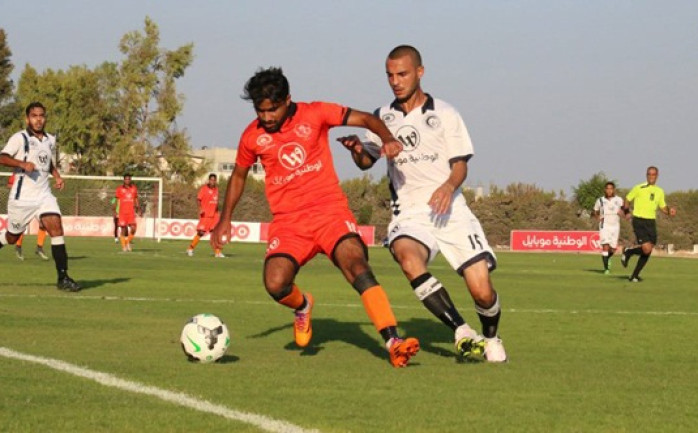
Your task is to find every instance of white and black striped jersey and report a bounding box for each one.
[363,94,474,215]
[2,130,57,200]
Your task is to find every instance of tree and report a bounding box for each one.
[573,172,614,211]
[109,16,195,180]
[0,28,19,140]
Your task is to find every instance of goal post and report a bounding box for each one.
[0,173,164,242]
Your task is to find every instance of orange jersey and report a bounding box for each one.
[115,184,138,216]
[197,185,219,217]
[236,101,351,216]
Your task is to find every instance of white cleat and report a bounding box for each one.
[186,249,194,257]
[214,252,226,258]
[484,337,508,363]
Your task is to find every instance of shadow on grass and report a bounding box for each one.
[76,277,131,290]
[250,316,464,363]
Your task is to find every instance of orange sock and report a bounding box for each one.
[37,229,46,247]
[360,286,397,331]
[214,248,221,255]
[278,285,305,310]
[16,233,24,247]
[190,235,201,250]
[120,236,127,248]
[127,233,135,244]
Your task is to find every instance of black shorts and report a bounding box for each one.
[632,217,657,245]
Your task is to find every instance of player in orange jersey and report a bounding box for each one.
[113,173,139,252]
[211,67,419,367]
[187,173,224,258]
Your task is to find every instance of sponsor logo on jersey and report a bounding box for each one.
[278,143,307,170]
[395,125,419,152]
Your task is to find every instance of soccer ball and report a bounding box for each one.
[180,313,230,363]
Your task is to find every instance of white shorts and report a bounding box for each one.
[7,194,61,235]
[599,224,620,248]
[386,204,496,275]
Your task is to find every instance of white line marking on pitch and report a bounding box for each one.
[0,293,696,316]
[0,347,319,433]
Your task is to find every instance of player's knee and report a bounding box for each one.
[474,290,500,316]
[268,283,294,301]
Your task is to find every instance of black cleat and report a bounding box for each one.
[620,248,629,268]
[57,276,81,292]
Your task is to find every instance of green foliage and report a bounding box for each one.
[0,28,19,140]
[573,172,614,211]
[10,17,198,181]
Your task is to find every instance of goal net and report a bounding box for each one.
[0,173,163,241]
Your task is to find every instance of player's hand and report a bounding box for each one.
[21,161,35,172]
[669,207,677,217]
[381,139,403,159]
[54,176,65,190]
[428,183,455,215]
[337,135,363,154]
[210,220,232,250]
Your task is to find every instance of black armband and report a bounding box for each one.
[621,206,630,215]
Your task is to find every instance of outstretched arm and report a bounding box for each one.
[337,135,377,170]
[345,109,402,159]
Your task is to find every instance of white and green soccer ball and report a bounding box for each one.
[180,313,230,363]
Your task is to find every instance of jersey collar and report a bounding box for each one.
[389,93,435,115]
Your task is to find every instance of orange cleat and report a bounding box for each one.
[294,293,314,348]
[388,337,420,368]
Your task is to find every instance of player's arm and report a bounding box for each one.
[337,135,377,170]
[345,109,402,159]
[0,153,35,172]
[429,158,468,215]
[49,160,65,190]
[211,165,249,249]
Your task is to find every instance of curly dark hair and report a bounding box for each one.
[242,67,289,107]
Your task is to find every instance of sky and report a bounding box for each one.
[2,0,697,193]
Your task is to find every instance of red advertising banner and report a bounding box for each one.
[1,215,375,245]
[510,230,601,252]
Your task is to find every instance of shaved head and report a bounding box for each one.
[388,45,422,67]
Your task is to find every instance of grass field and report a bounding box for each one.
[1,237,696,432]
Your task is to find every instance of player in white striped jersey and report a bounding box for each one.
[0,102,80,291]
[338,45,506,362]
[592,181,625,274]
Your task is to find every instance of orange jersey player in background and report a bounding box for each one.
[187,173,223,257]
[114,173,139,252]
[210,67,419,367]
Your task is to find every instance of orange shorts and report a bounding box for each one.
[197,214,219,233]
[118,213,136,226]
[265,205,362,266]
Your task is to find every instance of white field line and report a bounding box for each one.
[0,293,696,316]
[0,347,319,433]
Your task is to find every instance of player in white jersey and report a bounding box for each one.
[338,45,506,362]
[0,102,81,291]
[592,182,625,274]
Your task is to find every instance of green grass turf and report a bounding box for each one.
[1,237,696,432]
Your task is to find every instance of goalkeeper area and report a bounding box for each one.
[0,173,164,241]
